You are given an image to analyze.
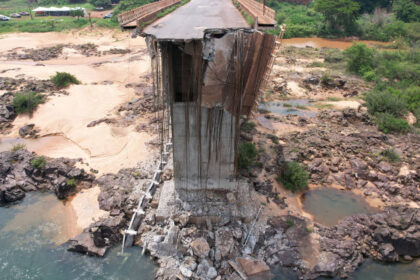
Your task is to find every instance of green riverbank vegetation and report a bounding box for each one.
[265,0,420,44]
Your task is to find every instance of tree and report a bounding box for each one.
[70,9,85,20]
[354,0,392,14]
[315,0,360,32]
[89,0,112,9]
[393,0,420,22]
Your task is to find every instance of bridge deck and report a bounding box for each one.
[143,0,250,40]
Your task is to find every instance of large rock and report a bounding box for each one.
[68,232,107,257]
[191,237,210,258]
[215,227,234,261]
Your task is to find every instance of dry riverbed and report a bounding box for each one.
[0,30,419,280]
[0,29,159,245]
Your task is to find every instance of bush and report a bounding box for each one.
[381,148,401,162]
[393,0,420,23]
[12,92,45,116]
[241,121,256,132]
[376,113,411,133]
[268,134,279,144]
[278,161,308,192]
[51,72,80,88]
[31,156,47,169]
[324,48,344,63]
[90,0,112,9]
[11,143,26,152]
[415,107,420,128]
[66,178,77,187]
[363,70,377,82]
[344,43,376,75]
[365,91,408,118]
[238,142,258,170]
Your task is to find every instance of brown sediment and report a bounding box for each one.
[281,37,390,50]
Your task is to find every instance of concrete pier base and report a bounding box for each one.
[156,179,258,225]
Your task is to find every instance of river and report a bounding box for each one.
[281,37,389,49]
[0,192,155,280]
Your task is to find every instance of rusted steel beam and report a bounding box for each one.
[234,0,276,26]
[118,0,181,27]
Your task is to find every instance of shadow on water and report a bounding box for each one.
[301,188,377,227]
[0,192,155,280]
[259,99,317,118]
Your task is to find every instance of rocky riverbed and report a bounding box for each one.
[1,31,419,280]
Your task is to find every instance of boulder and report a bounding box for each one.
[191,237,210,259]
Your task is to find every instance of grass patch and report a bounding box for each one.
[283,103,292,108]
[51,72,80,88]
[277,161,308,193]
[308,61,323,67]
[11,143,26,152]
[233,1,254,26]
[296,105,308,110]
[0,17,91,34]
[314,103,334,110]
[66,178,77,187]
[12,92,45,116]
[381,148,401,162]
[31,156,46,169]
[286,218,294,228]
[241,121,256,132]
[327,96,342,102]
[238,142,258,170]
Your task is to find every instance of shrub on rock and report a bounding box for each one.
[12,92,45,116]
[31,156,46,169]
[51,72,80,88]
[278,161,308,192]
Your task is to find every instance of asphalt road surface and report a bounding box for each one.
[143,0,250,40]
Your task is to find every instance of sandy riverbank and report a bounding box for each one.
[0,29,154,175]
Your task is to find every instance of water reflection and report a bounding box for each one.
[0,193,155,280]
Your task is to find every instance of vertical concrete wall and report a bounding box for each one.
[172,103,236,192]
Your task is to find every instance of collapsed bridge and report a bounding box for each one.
[123,0,277,248]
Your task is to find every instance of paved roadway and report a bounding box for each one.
[143,0,250,40]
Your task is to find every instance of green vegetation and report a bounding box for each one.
[266,0,323,38]
[51,72,80,88]
[264,0,420,44]
[338,43,420,133]
[277,161,308,192]
[238,142,258,170]
[315,0,360,34]
[113,0,152,18]
[12,92,45,116]
[381,148,401,162]
[268,134,279,144]
[0,17,91,33]
[344,42,375,75]
[286,218,294,228]
[393,0,420,23]
[66,178,77,187]
[11,143,26,152]
[241,121,256,132]
[376,113,411,133]
[233,1,254,26]
[89,0,112,9]
[306,226,313,233]
[31,156,47,169]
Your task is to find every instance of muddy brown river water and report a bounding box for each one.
[282,37,390,49]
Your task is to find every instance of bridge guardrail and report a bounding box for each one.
[118,0,180,27]
[235,0,276,25]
